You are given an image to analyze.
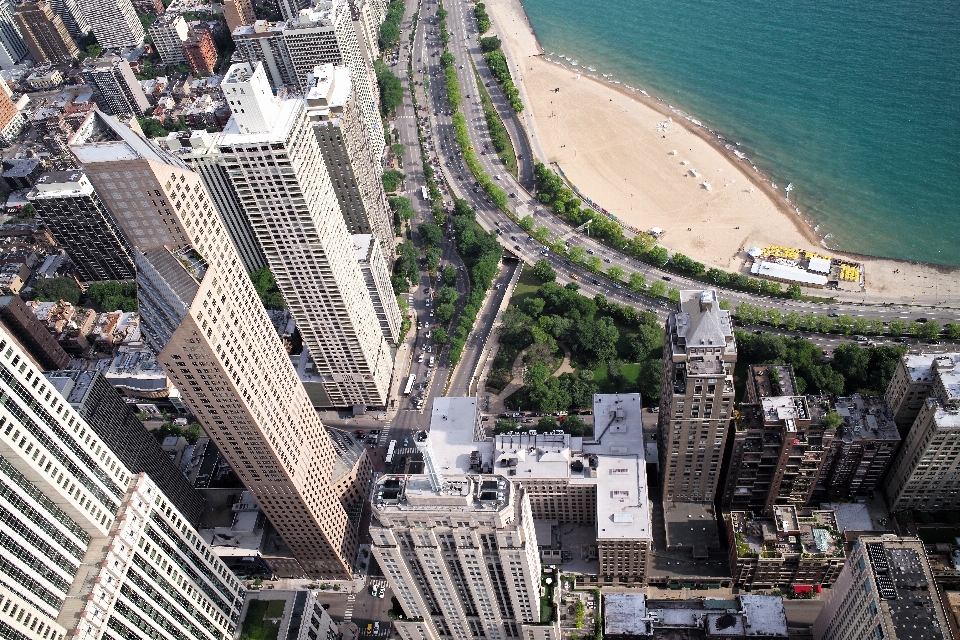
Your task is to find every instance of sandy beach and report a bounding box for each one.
[484,0,960,306]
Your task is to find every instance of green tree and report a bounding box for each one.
[419,222,442,246]
[607,266,625,282]
[644,246,669,267]
[532,259,557,282]
[479,36,501,52]
[907,321,923,337]
[32,277,80,304]
[382,169,406,192]
[437,302,455,323]
[835,314,854,335]
[767,308,783,327]
[443,266,457,286]
[433,326,448,344]
[250,267,286,309]
[568,246,587,264]
[787,283,802,299]
[852,318,871,335]
[649,281,667,297]
[668,288,680,303]
[519,215,534,231]
[628,272,646,291]
[587,255,602,272]
[888,319,907,336]
[784,311,801,331]
[944,322,960,340]
[533,226,550,242]
[918,320,941,340]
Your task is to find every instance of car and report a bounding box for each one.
[570,273,579,280]
[509,192,516,198]
[510,235,517,241]
[403,438,409,446]
[514,244,522,251]
[917,317,929,323]
[592,279,600,285]
[481,150,487,155]
[604,257,612,263]
[828,312,839,317]
[497,229,503,235]
[495,175,501,180]
[367,624,374,634]
[587,249,595,254]
[662,276,672,281]
[355,429,365,435]
[426,330,432,338]
[495,221,501,227]
[377,586,386,598]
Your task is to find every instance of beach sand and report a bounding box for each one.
[484,0,960,305]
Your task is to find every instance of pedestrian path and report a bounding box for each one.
[377,422,392,445]
[344,592,356,623]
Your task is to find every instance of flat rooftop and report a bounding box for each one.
[371,474,511,512]
[604,593,787,638]
[731,508,843,560]
[218,95,302,146]
[835,394,900,443]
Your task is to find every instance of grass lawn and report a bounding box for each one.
[587,362,641,393]
[513,265,544,300]
[240,599,285,640]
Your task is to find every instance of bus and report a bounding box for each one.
[403,374,417,395]
[385,440,397,464]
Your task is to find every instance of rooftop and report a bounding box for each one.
[372,474,511,511]
[604,593,788,638]
[217,94,302,146]
[835,395,900,443]
[731,507,843,560]
[28,170,93,198]
[304,64,351,117]
[673,289,734,353]
[69,110,191,169]
[933,353,960,403]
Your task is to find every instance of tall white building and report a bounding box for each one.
[47,0,89,39]
[217,62,393,407]
[148,12,189,65]
[0,323,246,640]
[354,233,401,344]
[69,109,367,578]
[0,3,27,69]
[232,0,385,161]
[305,64,394,255]
[75,0,143,49]
[370,439,554,640]
[348,0,379,63]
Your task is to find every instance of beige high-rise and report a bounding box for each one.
[13,0,78,64]
[217,62,393,407]
[69,110,359,578]
[657,290,736,502]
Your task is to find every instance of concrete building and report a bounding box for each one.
[277,0,309,22]
[184,24,218,73]
[12,0,78,64]
[306,63,395,256]
[0,86,23,145]
[217,62,393,408]
[812,536,950,640]
[70,109,364,579]
[721,365,834,514]
[157,129,266,272]
[232,0,385,160]
[348,0,378,63]
[47,0,89,39]
[884,352,959,434]
[369,443,553,640]
[0,3,28,69]
[657,290,736,503]
[82,55,150,117]
[75,0,143,49]
[148,12,188,65]
[427,394,653,587]
[604,593,788,639]
[885,354,960,512]
[223,0,255,33]
[727,507,845,591]
[44,368,205,525]
[816,395,899,500]
[354,233,401,344]
[27,169,136,282]
[0,294,70,368]
[0,324,246,640]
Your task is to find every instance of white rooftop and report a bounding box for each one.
[218,95,301,145]
[807,256,831,273]
[603,593,648,636]
[751,259,828,286]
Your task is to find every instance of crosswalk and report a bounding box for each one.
[394,447,418,456]
[344,593,356,623]
[377,422,392,446]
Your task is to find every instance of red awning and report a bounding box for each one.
[794,585,812,594]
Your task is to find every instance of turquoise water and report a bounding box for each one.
[519,0,960,266]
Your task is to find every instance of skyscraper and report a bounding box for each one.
[27,169,136,282]
[348,0,379,63]
[44,368,206,525]
[147,12,188,65]
[354,234,401,344]
[223,0,254,33]
[369,435,547,640]
[12,0,77,64]
[233,0,385,161]
[812,536,951,640]
[306,63,395,256]
[47,0,89,39]
[217,62,393,407]
[0,5,26,71]
[0,323,246,640]
[75,0,142,49]
[69,109,363,578]
[82,55,151,117]
[157,129,266,273]
[657,290,736,503]
[0,294,70,369]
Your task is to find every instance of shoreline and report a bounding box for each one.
[483,0,960,307]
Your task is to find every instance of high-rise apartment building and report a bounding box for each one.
[69,109,363,578]
[12,0,77,64]
[370,451,550,640]
[130,0,161,14]
[657,290,736,502]
[306,63,395,256]
[812,536,951,640]
[0,324,246,640]
[348,0,378,63]
[354,234,401,344]
[27,169,136,282]
[0,81,22,144]
[223,0,254,33]
[884,351,949,434]
[184,24,218,73]
[44,368,205,525]
[217,62,393,407]
[82,55,151,117]
[157,129,266,273]
[721,365,834,514]
[232,0,385,161]
[0,294,70,369]
[277,0,309,22]
[75,0,143,49]
[0,3,27,69]
[47,0,88,39]
[148,12,188,65]
[884,353,960,513]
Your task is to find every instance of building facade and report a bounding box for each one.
[75,0,143,49]
[27,170,136,282]
[0,3,28,69]
[148,12,188,65]
[44,368,206,525]
[0,323,246,640]
[884,352,954,434]
[12,0,78,64]
[722,365,834,514]
[157,129,266,273]
[70,109,363,579]
[184,25,218,73]
[812,536,951,640]
[82,56,151,117]
[306,63,395,256]
[354,233,401,344]
[369,472,550,640]
[0,294,70,369]
[0,87,24,145]
[47,0,89,38]
[657,290,736,502]
[348,0,378,63]
[217,62,393,408]
[223,0,254,33]
[885,354,960,512]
